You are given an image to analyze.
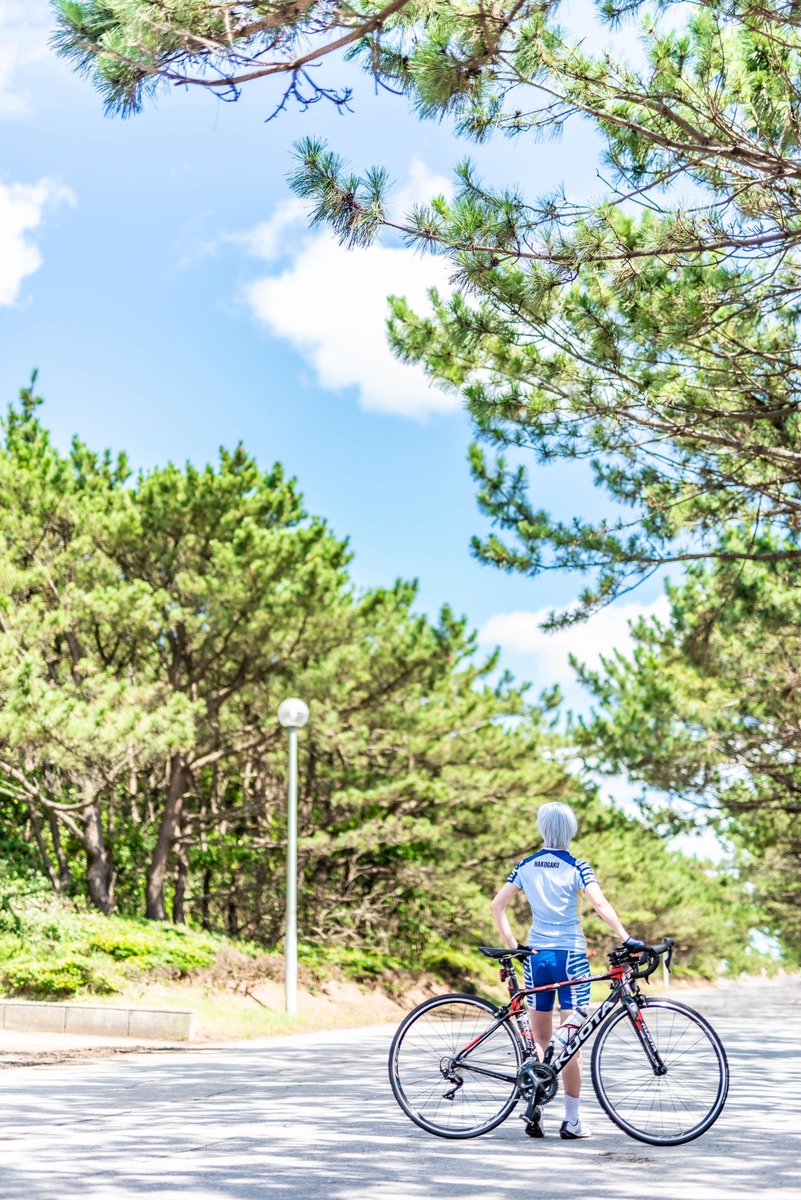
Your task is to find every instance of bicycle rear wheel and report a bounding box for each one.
[591,998,729,1145]
[389,994,523,1139]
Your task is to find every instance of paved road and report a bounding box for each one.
[0,979,798,1200]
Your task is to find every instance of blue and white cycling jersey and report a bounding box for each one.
[507,848,597,953]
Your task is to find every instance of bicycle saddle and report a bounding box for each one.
[478,945,535,961]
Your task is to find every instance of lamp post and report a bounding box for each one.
[277,697,309,1015]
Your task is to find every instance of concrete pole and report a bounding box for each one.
[285,724,298,1015]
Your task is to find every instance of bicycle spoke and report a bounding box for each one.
[591,999,728,1145]
[389,996,522,1138]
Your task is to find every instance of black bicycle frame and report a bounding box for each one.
[452,969,666,1085]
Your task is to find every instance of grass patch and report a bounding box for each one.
[296,935,505,999]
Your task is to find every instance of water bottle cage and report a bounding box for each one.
[548,1008,588,1058]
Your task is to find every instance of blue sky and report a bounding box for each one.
[0,0,669,721]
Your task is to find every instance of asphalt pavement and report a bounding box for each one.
[0,977,798,1200]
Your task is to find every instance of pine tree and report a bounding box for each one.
[53,0,424,116]
[54,2,801,612]
[0,388,755,970]
[575,546,801,956]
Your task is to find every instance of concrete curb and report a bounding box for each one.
[0,1000,193,1040]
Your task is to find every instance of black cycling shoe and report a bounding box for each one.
[522,1105,545,1138]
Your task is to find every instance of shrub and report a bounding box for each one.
[2,958,117,999]
[300,942,406,984]
[420,942,488,992]
[85,921,218,973]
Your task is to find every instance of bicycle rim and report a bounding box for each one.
[388,994,523,1139]
[591,998,729,1145]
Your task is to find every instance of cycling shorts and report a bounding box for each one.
[523,948,591,1012]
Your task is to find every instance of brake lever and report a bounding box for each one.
[637,949,660,980]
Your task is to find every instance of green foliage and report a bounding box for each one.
[84,921,218,972]
[46,1,801,969]
[0,883,262,997]
[577,821,762,976]
[575,552,801,962]
[419,942,493,993]
[299,941,408,985]
[0,392,764,973]
[51,0,424,116]
[284,3,801,949]
[275,4,801,617]
[1,958,116,1000]
[0,795,43,880]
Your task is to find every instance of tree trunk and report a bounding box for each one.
[227,890,238,938]
[172,836,189,924]
[145,755,187,920]
[49,813,72,892]
[201,866,212,930]
[27,803,60,892]
[84,798,113,914]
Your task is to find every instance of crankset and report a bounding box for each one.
[517,1057,559,1105]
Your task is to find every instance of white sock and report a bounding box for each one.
[564,1095,580,1125]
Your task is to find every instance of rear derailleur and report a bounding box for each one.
[440,1056,464,1101]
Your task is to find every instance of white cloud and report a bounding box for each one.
[479,596,670,699]
[234,198,309,264]
[0,1,54,118]
[392,158,453,214]
[0,7,74,307]
[247,238,456,418]
[240,160,459,419]
[0,178,75,306]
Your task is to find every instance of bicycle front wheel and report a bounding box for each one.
[389,993,523,1139]
[591,998,729,1145]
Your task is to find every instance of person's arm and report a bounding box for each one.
[584,881,630,943]
[490,882,524,950]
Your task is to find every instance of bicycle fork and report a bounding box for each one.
[621,991,667,1076]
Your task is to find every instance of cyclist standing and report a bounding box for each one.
[490,801,640,1140]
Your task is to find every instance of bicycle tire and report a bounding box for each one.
[388,993,523,1139]
[591,998,729,1145]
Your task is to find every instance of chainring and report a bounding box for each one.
[517,1058,559,1105]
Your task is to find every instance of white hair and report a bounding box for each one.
[536,802,578,849]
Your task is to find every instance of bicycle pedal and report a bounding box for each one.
[520,1105,544,1138]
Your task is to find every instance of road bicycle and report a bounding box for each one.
[388,938,729,1146]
